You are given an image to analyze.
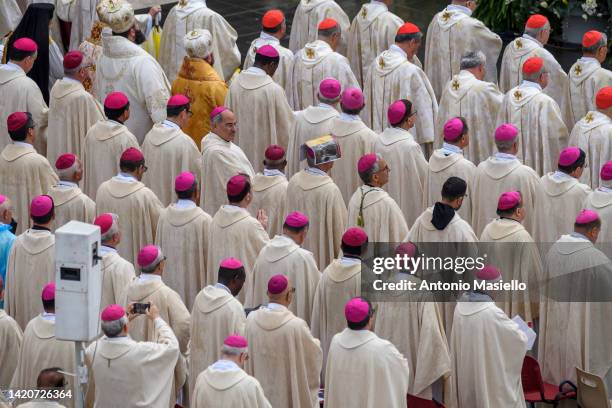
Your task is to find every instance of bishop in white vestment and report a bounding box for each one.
[206,175,270,302]
[362,23,437,147]
[199,108,255,216]
[325,298,410,408]
[286,18,359,111]
[189,259,247,396]
[373,100,428,227]
[95,147,163,264]
[347,0,403,86]
[225,45,294,174]
[141,95,201,207]
[569,86,612,188]
[0,39,48,153]
[246,275,322,408]
[47,153,95,230]
[347,153,408,242]
[425,118,476,222]
[159,0,240,82]
[243,10,294,90]
[0,279,23,388]
[46,51,104,165]
[192,334,271,408]
[471,124,545,237]
[450,267,528,408]
[249,145,289,238]
[497,57,568,176]
[0,112,58,235]
[246,212,320,325]
[424,2,502,100]
[286,137,347,269]
[94,213,136,312]
[566,31,612,126]
[329,87,378,203]
[435,51,503,165]
[288,0,350,55]
[81,92,139,200]
[95,0,170,143]
[286,79,340,178]
[155,172,211,310]
[499,14,570,126]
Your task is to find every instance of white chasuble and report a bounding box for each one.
[424,6,502,101]
[159,0,240,82]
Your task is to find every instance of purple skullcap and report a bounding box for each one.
[497,191,521,211]
[494,123,518,141]
[285,211,309,228]
[220,257,244,269]
[387,100,407,126]
[224,334,248,348]
[175,171,196,192]
[340,87,364,110]
[41,282,55,301]
[101,304,126,321]
[357,153,378,173]
[319,78,341,99]
[267,274,289,294]
[443,118,464,142]
[342,227,368,247]
[476,265,502,281]
[345,297,369,323]
[600,161,612,181]
[575,209,599,225]
[558,147,581,167]
[30,195,53,217]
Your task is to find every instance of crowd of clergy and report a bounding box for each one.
[0,0,611,406]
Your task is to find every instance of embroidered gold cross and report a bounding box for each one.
[515,39,523,49]
[107,0,119,12]
[306,48,315,59]
[378,57,385,69]
[361,7,367,18]
[585,112,594,123]
[442,11,451,21]
[451,79,460,91]
[574,65,583,76]
[513,90,523,100]
[179,0,188,6]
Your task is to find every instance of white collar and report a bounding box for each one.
[494,152,518,161]
[12,141,32,148]
[341,256,361,265]
[599,186,612,193]
[116,172,137,182]
[389,44,407,59]
[447,4,472,16]
[339,112,361,122]
[578,56,600,64]
[99,245,118,255]
[259,32,279,42]
[58,180,78,188]
[551,171,573,182]
[267,302,286,310]
[305,167,327,177]
[569,232,590,241]
[522,33,542,47]
[62,76,83,86]
[245,66,267,76]
[519,80,542,91]
[223,204,249,213]
[41,312,56,322]
[441,142,462,155]
[263,168,285,177]
[138,273,162,283]
[370,0,387,8]
[214,282,231,294]
[317,102,335,110]
[162,120,181,130]
[175,199,197,209]
[211,359,241,371]
[104,335,132,343]
[107,119,124,126]
[4,61,23,72]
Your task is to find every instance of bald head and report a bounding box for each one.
[37,368,65,389]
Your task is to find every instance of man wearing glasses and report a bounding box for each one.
[141,94,201,207]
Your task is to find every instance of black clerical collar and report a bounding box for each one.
[31,225,50,232]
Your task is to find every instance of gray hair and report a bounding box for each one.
[64,64,84,76]
[584,33,608,53]
[318,24,340,38]
[221,344,248,356]
[460,50,486,70]
[495,137,517,152]
[524,21,550,38]
[56,161,80,181]
[101,316,128,337]
[211,112,224,127]
[358,153,383,184]
[140,246,164,274]
[523,67,546,83]
[101,213,120,242]
[0,197,10,213]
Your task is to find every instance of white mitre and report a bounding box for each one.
[184,28,213,58]
[96,0,135,34]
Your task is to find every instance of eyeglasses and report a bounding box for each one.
[409,110,418,118]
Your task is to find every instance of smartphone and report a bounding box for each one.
[133,302,150,314]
